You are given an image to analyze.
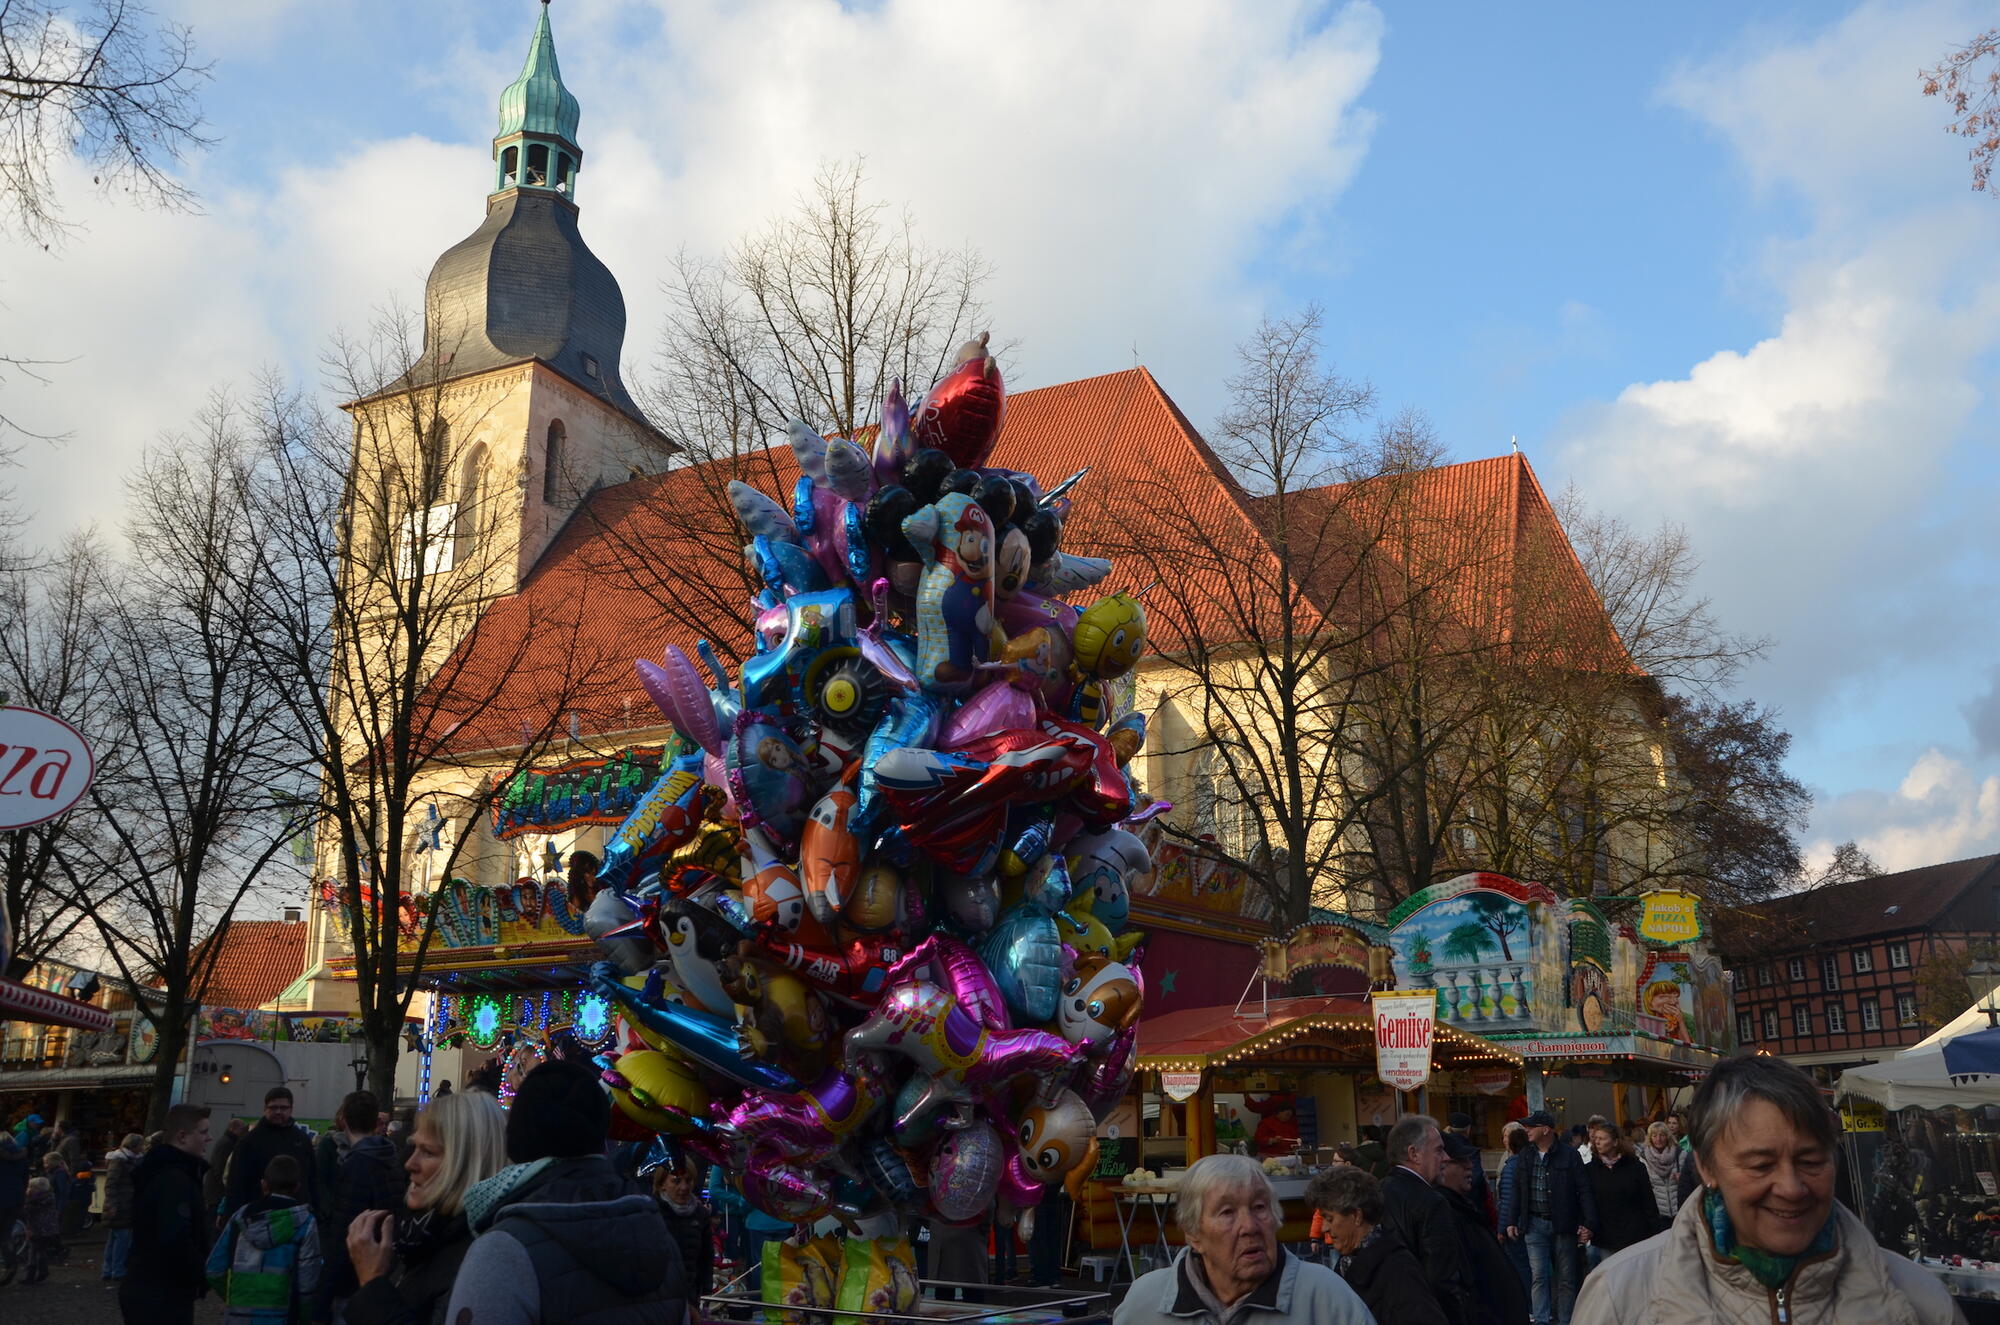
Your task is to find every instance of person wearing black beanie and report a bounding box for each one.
[443,1060,682,1324]
[506,1058,612,1162]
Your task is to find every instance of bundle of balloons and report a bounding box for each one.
[576,332,1162,1240]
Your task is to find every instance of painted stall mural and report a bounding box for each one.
[1386,874,1556,1031]
[1383,873,1735,1058]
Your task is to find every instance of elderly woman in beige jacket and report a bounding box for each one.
[1574,1054,1962,1325]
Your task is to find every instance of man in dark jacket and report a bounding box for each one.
[443,1059,683,1325]
[1354,1124,1389,1179]
[225,1086,319,1220]
[1380,1115,1479,1325]
[121,1103,212,1325]
[316,1090,407,1321]
[1439,1131,1530,1325]
[1499,1111,1599,1325]
[0,1130,28,1281]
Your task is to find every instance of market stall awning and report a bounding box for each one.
[0,977,113,1032]
[1136,996,1521,1073]
[1836,1023,2000,1112]
[0,1063,155,1091]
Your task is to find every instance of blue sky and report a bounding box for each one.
[9,0,2000,874]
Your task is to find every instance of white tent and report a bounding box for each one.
[1836,1017,2000,1112]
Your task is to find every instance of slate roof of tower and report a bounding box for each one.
[425,366,1630,754]
[387,190,659,437]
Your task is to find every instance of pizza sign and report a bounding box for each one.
[0,706,95,830]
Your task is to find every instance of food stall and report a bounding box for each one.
[1087,991,1520,1269]
[1837,1012,2000,1313]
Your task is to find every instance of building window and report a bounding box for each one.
[501,145,519,188]
[1861,999,1881,1031]
[1758,963,1773,986]
[1852,947,1874,974]
[1737,1012,1756,1044]
[1889,942,1911,969]
[1897,992,1919,1025]
[1788,957,1806,981]
[1793,1005,1812,1036]
[543,420,566,505]
[1764,1008,1781,1039]
[1821,956,1840,991]
[526,142,550,186]
[396,502,457,579]
[1826,1003,1848,1033]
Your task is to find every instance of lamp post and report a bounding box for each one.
[347,1053,368,1093]
[1968,958,2000,1028]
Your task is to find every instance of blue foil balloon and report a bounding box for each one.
[587,962,797,1093]
[977,903,1064,1024]
[860,1136,918,1203]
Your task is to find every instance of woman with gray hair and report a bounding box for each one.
[1114,1153,1374,1324]
[1573,1053,1964,1324]
[1306,1164,1449,1325]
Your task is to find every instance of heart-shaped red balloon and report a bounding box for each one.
[915,337,1005,469]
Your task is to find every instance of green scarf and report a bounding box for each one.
[1702,1190,1835,1290]
[462,1157,554,1234]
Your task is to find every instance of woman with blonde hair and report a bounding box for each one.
[1581,1121,1658,1272]
[343,1090,507,1325]
[1637,1121,1686,1223]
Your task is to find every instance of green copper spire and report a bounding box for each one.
[493,3,582,199]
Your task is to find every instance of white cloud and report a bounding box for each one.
[1809,748,2000,872]
[1557,1,2000,720]
[6,0,1384,542]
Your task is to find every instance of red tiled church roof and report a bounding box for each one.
[432,368,1629,750]
[191,920,309,1010]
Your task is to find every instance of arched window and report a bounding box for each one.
[555,153,573,193]
[543,420,566,505]
[455,441,487,564]
[422,417,450,500]
[526,143,549,186]
[500,145,519,189]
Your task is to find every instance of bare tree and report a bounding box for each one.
[0,526,110,973]
[576,158,991,663]
[43,400,311,1124]
[234,315,631,1092]
[1922,28,2000,198]
[1103,306,1510,924]
[0,0,209,247]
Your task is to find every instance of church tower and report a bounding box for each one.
[346,0,666,601]
[288,3,667,1015]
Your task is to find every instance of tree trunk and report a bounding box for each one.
[146,1004,193,1131]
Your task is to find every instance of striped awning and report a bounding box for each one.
[0,978,114,1032]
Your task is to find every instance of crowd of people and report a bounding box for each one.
[1119,1055,1963,1325]
[0,1052,1976,1325]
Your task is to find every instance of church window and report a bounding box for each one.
[526,143,549,186]
[455,442,487,563]
[421,417,450,501]
[501,145,519,188]
[396,502,457,580]
[555,153,573,192]
[543,420,567,505]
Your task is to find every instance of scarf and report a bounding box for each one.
[394,1205,467,1265]
[660,1194,704,1218]
[462,1158,553,1234]
[1336,1222,1383,1278]
[1640,1141,1681,1186]
[1702,1189,1836,1290]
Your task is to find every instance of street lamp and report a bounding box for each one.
[1969,959,2000,1028]
[347,1053,368,1092]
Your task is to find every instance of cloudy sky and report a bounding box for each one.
[8,0,2000,875]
